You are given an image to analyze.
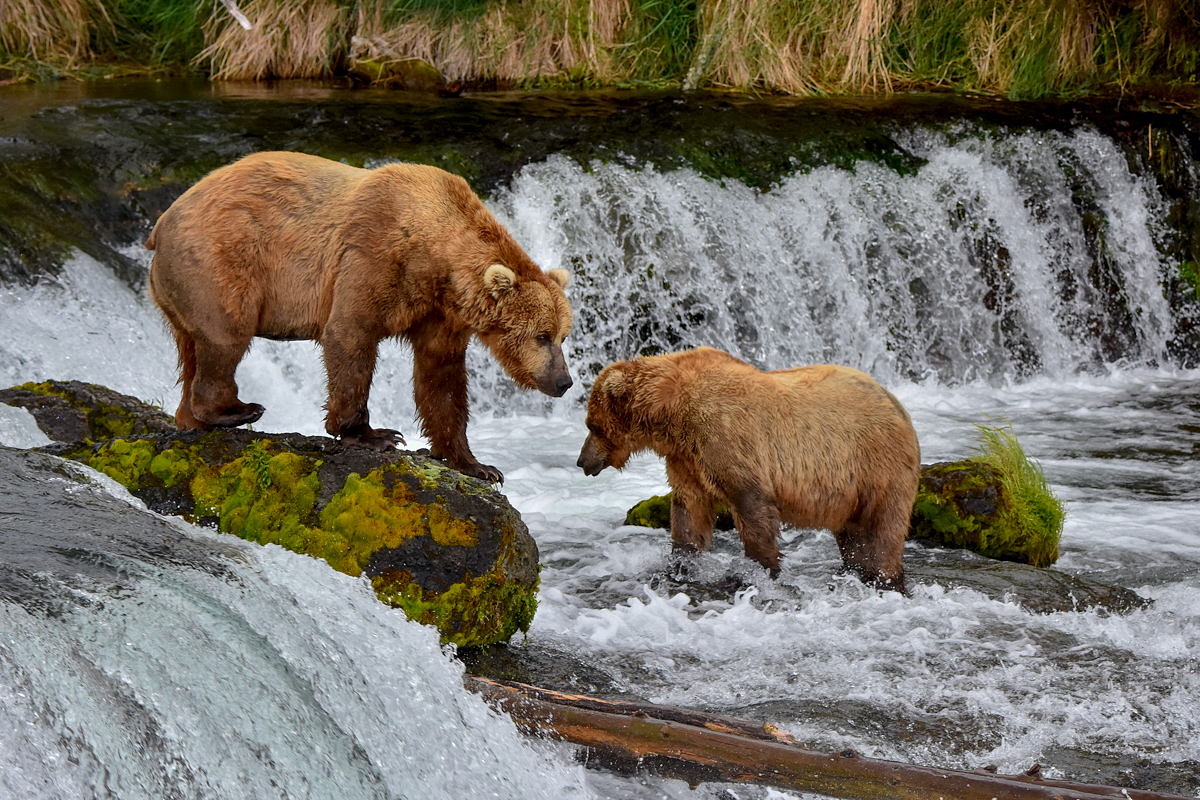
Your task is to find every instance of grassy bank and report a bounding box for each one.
[2,0,1198,96]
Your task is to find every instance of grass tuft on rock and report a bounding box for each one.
[911,422,1064,567]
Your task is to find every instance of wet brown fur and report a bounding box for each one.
[147,151,573,482]
[577,347,920,590]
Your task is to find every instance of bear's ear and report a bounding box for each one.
[600,366,630,400]
[484,263,516,299]
[547,268,570,290]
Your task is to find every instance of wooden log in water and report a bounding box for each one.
[464,676,1192,800]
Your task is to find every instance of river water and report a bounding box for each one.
[0,82,1198,798]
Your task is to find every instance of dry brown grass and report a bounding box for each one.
[2,0,1196,96]
[349,0,632,85]
[0,0,109,67]
[836,0,895,89]
[199,0,352,80]
[695,0,904,94]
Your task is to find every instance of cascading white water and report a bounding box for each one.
[0,450,592,800]
[476,123,1176,415]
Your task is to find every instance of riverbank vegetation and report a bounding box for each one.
[2,0,1198,96]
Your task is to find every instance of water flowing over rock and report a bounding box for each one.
[4,381,540,648]
[0,380,175,443]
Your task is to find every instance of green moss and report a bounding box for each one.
[625,493,734,530]
[16,380,167,441]
[318,470,430,572]
[60,432,537,645]
[1181,260,1200,301]
[372,570,538,649]
[970,423,1065,566]
[626,493,672,528]
[78,436,157,486]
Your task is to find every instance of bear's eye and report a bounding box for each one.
[535,333,552,347]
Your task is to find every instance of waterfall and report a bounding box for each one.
[473,121,1187,415]
[3,89,1199,799]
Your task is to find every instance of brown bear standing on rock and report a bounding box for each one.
[577,347,920,591]
[147,151,573,483]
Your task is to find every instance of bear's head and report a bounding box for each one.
[577,361,640,476]
[476,263,574,397]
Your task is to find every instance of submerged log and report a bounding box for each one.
[4,380,540,648]
[465,676,1193,800]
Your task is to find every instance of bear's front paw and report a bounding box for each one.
[340,427,405,451]
[203,402,265,428]
[456,461,503,485]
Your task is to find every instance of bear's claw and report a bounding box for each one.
[204,402,265,429]
[464,462,504,485]
[339,428,405,451]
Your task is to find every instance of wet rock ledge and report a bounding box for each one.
[1,380,539,648]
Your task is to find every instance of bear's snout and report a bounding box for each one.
[577,433,609,476]
[535,367,572,397]
[534,342,573,397]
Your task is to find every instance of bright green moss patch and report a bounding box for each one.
[626,493,672,529]
[57,430,539,646]
[80,436,157,486]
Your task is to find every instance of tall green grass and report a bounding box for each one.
[2,0,1198,96]
[971,422,1065,567]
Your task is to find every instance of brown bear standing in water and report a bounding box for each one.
[147,151,573,483]
[577,347,920,591]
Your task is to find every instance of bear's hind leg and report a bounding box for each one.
[834,484,911,593]
[168,325,204,430]
[727,486,783,578]
[189,336,264,429]
[833,524,906,593]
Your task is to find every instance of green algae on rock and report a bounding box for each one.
[49,428,540,648]
[0,380,176,443]
[624,493,734,532]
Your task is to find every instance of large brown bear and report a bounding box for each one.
[577,347,920,591]
[147,151,573,483]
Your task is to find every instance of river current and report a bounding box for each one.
[0,85,1198,798]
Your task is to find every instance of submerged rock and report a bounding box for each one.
[5,381,540,647]
[625,493,734,531]
[903,545,1149,615]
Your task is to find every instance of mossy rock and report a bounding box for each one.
[46,428,539,648]
[911,460,1058,567]
[0,380,175,443]
[348,56,446,92]
[625,493,735,530]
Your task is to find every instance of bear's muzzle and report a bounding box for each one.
[576,433,609,476]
